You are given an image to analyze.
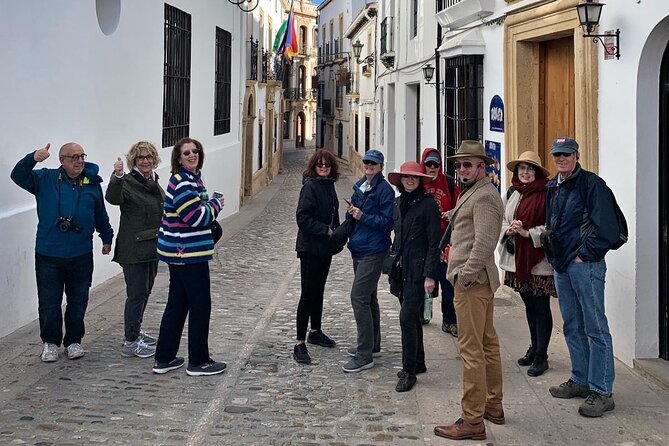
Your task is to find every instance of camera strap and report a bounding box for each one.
[57,170,83,220]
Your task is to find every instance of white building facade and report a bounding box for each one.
[0,1,246,337]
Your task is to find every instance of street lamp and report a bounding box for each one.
[352,40,375,66]
[575,0,620,59]
[423,64,435,83]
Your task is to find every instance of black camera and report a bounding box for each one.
[56,216,82,233]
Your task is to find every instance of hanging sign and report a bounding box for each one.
[489,95,504,132]
[484,140,501,192]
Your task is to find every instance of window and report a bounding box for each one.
[162,4,192,147]
[258,122,263,169]
[335,84,343,109]
[214,27,232,135]
[411,0,418,38]
[444,55,484,159]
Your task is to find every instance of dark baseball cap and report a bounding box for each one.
[550,137,579,154]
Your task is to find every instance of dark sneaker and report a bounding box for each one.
[186,361,227,376]
[307,330,336,348]
[346,347,381,358]
[395,373,417,392]
[442,323,458,337]
[434,418,486,441]
[342,357,374,373]
[483,404,505,425]
[397,364,427,378]
[578,392,615,417]
[517,346,536,366]
[153,357,185,374]
[549,379,590,399]
[527,357,548,377]
[293,343,311,364]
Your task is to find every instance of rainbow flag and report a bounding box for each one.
[277,6,298,59]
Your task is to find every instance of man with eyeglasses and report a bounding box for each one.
[420,148,460,334]
[544,137,620,417]
[11,142,113,363]
[434,140,504,441]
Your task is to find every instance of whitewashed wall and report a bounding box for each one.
[0,1,244,337]
[598,2,669,365]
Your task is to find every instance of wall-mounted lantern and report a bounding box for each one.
[352,40,375,67]
[575,0,620,59]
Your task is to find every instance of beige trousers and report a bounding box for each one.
[454,281,504,423]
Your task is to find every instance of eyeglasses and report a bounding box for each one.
[518,164,536,172]
[425,161,441,168]
[316,162,331,168]
[60,154,87,161]
[182,149,201,157]
[552,152,573,158]
[137,155,154,162]
[454,161,480,170]
[363,160,378,166]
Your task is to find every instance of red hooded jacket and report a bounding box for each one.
[420,147,460,234]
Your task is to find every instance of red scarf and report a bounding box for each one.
[511,174,549,283]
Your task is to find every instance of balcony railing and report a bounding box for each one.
[380,17,394,55]
[248,36,258,81]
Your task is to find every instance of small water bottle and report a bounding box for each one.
[423,293,433,322]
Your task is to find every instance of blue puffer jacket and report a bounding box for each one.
[346,172,394,259]
[545,164,619,273]
[11,152,114,258]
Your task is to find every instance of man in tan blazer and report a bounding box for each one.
[434,140,505,441]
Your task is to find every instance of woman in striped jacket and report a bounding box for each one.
[152,137,226,377]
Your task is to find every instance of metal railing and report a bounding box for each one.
[248,36,258,81]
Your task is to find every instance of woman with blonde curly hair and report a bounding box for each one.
[105,141,164,358]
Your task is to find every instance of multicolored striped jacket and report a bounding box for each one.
[157,167,222,264]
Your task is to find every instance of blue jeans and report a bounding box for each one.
[350,252,385,362]
[35,252,94,347]
[438,261,456,325]
[554,259,614,396]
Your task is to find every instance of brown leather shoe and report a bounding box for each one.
[483,403,505,425]
[434,418,486,440]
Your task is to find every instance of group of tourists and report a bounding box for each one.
[12,137,226,376]
[292,137,623,441]
[11,134,623,438]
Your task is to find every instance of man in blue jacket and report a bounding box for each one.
[11,142,114,363]
[343,149,395,373]
[544,137,619,417]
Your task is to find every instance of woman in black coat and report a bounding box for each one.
[293,149,341,364]
[387,161,441,392]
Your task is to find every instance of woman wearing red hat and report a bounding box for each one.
[387,161,441,392]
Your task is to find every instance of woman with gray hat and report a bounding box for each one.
[498,151,555,377]
[342,149,395,374]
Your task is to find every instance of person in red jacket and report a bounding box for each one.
[420,148,460,336]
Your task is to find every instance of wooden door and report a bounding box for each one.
[539,37,575,177]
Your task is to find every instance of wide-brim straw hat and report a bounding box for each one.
[388,161,432,187]
[447,140,496,165]
[506,150,550,178]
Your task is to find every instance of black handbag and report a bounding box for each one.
[382,252,402,279]
[505,236,515,255]
[327,194,369,255]
[211,220,223,244]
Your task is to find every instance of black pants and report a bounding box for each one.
[35,252,93,347]
[121,261,159,342]
[155,262,212,366]
[520,291,553,358]
[399,282,426,375]
[296,253,332,341]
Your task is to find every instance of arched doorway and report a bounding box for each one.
[296,111,305,148]
[242,90,256,202]
[660,40,669,360]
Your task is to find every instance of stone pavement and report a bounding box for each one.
[0,148,668,446]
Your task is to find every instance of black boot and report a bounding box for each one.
[517,346,536,366]
[527,355,548,377]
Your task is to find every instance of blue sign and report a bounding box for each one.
[484,140,501,192]
[490,95,504,132]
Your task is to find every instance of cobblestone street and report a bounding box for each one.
[0,149,668,446]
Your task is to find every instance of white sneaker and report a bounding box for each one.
[41,343,58,362]
[66,343,85,360]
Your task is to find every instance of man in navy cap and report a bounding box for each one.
[544,137,621,417]
[342,149,395,373]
